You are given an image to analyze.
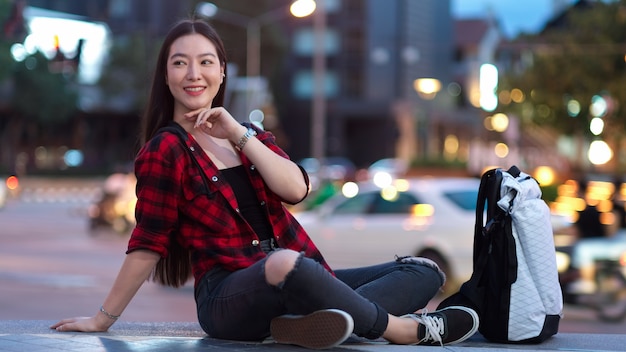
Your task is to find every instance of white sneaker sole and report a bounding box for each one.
[270,309,354,349]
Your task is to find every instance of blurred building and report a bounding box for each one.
[13,0,461,171]
[3,0,196,174]
[280,0,456,167]
[2,0,580,175]
[26,0,194,36]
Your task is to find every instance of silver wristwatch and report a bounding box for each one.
[236,127,257,151]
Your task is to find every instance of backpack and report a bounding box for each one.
[438,165,563,343]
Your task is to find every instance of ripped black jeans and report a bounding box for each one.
[195,252,445,341]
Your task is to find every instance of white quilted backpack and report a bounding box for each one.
[438,166,563,343]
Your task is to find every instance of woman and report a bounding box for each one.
[51,19,478,349]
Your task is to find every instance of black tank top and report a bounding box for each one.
[220,165,273,241]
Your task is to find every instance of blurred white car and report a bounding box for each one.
[367,158,409,180]
[0,178,7,209]
[297,157,356,191]
[295,177,480,291]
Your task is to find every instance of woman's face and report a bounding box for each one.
[166,33,224,117]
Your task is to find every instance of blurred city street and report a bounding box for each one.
[0,177,196,323]
[2,2,626,350]
[0,177,625,334]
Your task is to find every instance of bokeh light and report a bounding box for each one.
[588,140,612,165]
[494,143,509,158]
[566,99,581,117]
[534,166,556,186]
[290,0,316,18]
[590,95,607,117]
[589,117,604,136]
[341,182,359,198]
[510,88,525,103]
[491,113,509,132]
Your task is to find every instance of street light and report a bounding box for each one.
[413,78,442,158]
[196,1,315,118]
[310,0,326,164]
[413,78,441,100]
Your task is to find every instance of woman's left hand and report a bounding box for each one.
[184,107,244,141]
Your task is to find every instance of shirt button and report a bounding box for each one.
[235,208,240,213]
[190,146,195,152]
[250,165,256,171]
[260,201,266,206]
[211,176,218,182]
[252,240,259,246]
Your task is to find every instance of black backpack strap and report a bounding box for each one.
[507,165,521,178]
[458,169,504,309]
[439,168,503,313]
[476,169,492,240]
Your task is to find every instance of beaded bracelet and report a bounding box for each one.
[99,305,120,320]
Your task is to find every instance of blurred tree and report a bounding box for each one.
[1,0,77,124]
[0,0,21,83]
[98,32,157,114]
[12,52,78,124]
[0,0,80,175]
[500,0,626,169]
[0,0,18,173]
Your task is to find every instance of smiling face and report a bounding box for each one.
[166,33,224,121]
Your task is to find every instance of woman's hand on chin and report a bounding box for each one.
[184,107,243,141]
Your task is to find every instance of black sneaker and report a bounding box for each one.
[402,306,479,346]
[270,309,354,350]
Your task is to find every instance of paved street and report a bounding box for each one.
[0,178,197,323]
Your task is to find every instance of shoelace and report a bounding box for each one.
[417,312,445,346]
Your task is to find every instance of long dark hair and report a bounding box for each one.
[140,18,228,145]
[141,19,228,288]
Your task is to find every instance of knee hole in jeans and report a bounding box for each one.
[264,249,300,286]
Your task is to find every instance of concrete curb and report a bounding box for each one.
[1,320,625,351]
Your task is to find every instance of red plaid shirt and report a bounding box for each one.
[127,123,333,286]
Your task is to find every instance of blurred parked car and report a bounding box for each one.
[294,177,480,292]
[298,157,357,191]
[367,158,409,180]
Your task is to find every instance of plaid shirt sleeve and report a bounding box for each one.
[127,133,184,257]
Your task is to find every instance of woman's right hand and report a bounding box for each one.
[50,315,111,332]
[50,250,161,333]
[185,106,244,142]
